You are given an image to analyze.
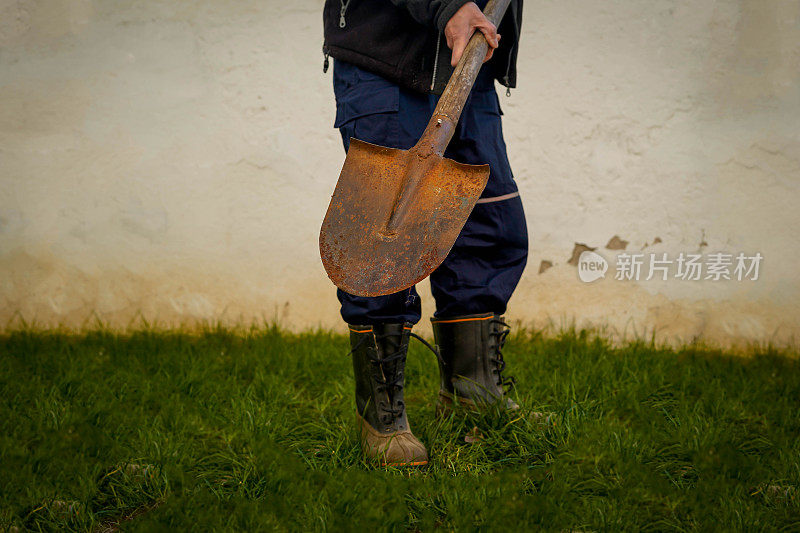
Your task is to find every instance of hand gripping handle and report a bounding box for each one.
[414,0,513,158]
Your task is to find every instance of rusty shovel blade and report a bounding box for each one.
[319,138,489,297]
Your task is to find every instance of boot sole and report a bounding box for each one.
[381,460,428,467]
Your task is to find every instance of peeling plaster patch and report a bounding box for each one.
[606,235,628,250]
[568,243,596,266]
[641,236,662,249]
[539,260,553,274]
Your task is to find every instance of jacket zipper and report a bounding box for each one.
[339,0,352,28]
[502,0,519,96]
[502,61,512,96]
[430,32,441,92]
[324,0,351,72]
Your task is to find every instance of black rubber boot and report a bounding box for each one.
[349,323,428,466]
[431,312,519,413]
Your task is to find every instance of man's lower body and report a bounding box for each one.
[332,60,528,466]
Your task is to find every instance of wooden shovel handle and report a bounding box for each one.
[415,0,512,157]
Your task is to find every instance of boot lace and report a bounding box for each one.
[489,318,516,394]
[371,331,407,425]
[350,330,442,426]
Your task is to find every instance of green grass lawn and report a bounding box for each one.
[1,325,799,531]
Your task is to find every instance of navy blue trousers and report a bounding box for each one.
[332,60,528,325]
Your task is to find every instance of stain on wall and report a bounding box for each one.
[1,0,798,347]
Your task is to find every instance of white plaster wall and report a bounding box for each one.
[1,0,798,347]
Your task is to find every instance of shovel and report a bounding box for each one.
[320,0,512,297]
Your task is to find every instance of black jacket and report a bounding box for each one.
[323,0,522,95]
